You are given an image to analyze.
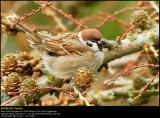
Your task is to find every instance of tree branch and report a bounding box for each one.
[103,23,159,64]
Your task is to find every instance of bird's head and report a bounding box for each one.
[78,29,106,52]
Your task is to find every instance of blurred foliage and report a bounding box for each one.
[1,1,141,56]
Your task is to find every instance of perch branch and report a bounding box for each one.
[103,23,159,65]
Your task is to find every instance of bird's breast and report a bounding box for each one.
[42,51,104,79]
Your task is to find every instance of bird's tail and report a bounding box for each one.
[19,24,43,45]
[18,23,44,50]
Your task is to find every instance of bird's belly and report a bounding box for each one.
[42,51,104,79]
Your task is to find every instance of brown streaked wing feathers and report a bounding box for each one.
[43,40,85,56]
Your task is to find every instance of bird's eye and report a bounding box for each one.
[86,42,93,47]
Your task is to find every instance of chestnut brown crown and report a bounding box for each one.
[80,29,102,41]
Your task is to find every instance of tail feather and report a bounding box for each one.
[25,32,41,48]
[18,24,44,49]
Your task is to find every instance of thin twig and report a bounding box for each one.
[134,72,159,99]
[12,2,52,28]
[1,1,28,52]
[1,90,31,106]
[44,1,87,29]
[104,64,159,85]
[100,12,131,28]
[74,13,131,32]
[1,86,75,106]
[96,6,150,28]
[116,25,135,41]
[36,1,67,32]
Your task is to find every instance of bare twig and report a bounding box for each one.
[36,1,67,32]
[1,91,29,106]
[12,2,52,28]
[1,1,28,52]
[116,25,135,41]
[1,86,75,106]
[74,12,131,32]
[42,1,87,29]
[96,6,150,28]
[99,12,131,28]
[104,64,159,85]
[134,72,159,99]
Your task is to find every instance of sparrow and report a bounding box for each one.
[18,24,108,79]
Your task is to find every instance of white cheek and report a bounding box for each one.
[77,33,99,52]
[90,42,99,51]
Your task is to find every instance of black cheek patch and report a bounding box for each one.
[97,43,103,51]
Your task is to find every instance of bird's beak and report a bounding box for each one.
[100,38,113,49]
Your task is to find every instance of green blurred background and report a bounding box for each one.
[1,1,138,56]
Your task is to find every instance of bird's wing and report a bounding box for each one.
[19,23,90,56]
[42,33,90,56]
